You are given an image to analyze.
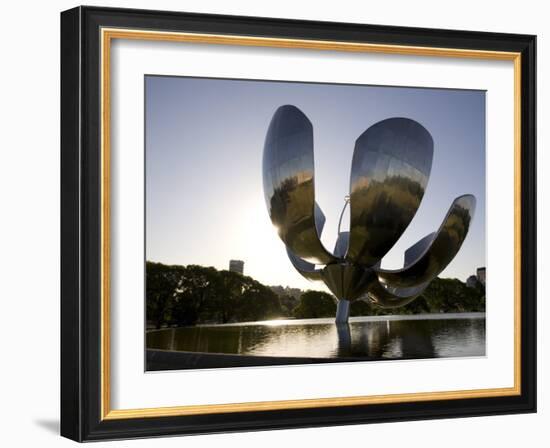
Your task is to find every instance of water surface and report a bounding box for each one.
[147,313,485,360]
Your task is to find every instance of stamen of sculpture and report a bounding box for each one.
[262,105,476,324]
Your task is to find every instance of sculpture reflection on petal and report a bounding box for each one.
[263,105,335,265]
[262,105,476,323]
[348,118,434,267]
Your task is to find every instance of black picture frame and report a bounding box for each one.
[61,5,536,442]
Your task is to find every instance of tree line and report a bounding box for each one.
[146,261,485,328]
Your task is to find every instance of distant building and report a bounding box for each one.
[466,275,478,288]
[476,267,486,286]
[229,259,244,274]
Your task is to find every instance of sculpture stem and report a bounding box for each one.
[335,299,350,324]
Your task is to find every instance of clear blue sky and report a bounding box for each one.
[145,75,486,290]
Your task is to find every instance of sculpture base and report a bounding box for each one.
[335,299,351,323]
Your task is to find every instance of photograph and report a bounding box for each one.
[144,75,487,371]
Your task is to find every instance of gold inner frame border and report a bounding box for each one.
[99,27,522,420]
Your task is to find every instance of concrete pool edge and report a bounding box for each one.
[145,348,486,372]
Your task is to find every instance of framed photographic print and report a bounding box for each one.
[60,6,536,442]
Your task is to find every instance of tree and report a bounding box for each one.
[293,290,336,318]
[145,262,181,329]
[279,295,298,316]
[413,278,485,313]
[235,277,282,322]
[147,262,286,326]
[201,270,243,324]
[147,261,485,327]
[171,265,219,326]
[350,299,383,316]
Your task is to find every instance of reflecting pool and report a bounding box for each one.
[147,312,485,361]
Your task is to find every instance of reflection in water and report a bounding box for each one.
[147,313,485,360]
[335,323,352,357]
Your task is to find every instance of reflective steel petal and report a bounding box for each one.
[262,107,477,322]
[314,202,327,238]
[347,118,434,266]
[285,202,326,282]
[367,277,427,309]
[376,194,476,288]
[286,248,323,281]
[321,263,374,301]
[263,105,335,264]
[333,232,349,258]
[404,232,436,267]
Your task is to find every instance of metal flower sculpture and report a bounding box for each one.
[262,105,476,323]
